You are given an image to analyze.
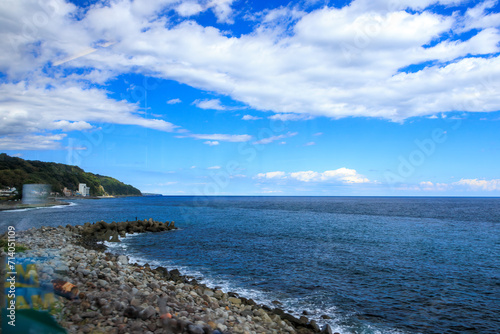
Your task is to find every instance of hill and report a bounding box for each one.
[0,153,141,198]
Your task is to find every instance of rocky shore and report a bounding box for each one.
[14,220,337,334]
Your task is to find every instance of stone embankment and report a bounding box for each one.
[15,220,337,334]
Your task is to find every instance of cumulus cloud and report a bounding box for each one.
[396,179,500,192]
[253,132,297,145]
[193,99,228,110]
[175,2,204,17]
[0,79,179,149]
[242,115,262,120]
[256,171,286,179]
[257,168,372,184]
[204,140,220,146]
[1,0,500,146]
[180,133,252,142]
[418,181,450,191]
[207,165,221,169]
[0,134,67,150]
[291,168,371,183]
[453,178,500,191]
[167,98,182,104]
[269,114,314,121]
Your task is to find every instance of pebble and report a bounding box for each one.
[14,221,324,334]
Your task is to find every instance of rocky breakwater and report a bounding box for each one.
[15,221,337,334]
[65,219,176,249]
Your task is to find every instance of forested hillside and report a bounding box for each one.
[0,153,141,197]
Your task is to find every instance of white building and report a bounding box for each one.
[0,187,17,197]
[78,183,90,197]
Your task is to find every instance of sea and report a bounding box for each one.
[1,196,499,334]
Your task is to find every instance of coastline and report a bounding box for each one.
[12,220,334,334]
[0,201,70,211]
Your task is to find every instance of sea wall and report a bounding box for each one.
[11,220,336,334]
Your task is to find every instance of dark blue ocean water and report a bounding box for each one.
[1,196,499,334]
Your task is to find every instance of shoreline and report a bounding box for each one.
[13,220,335,334]
[0,200,70,211]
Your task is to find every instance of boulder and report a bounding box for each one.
[117,255,128,265]
[321,324,333,334]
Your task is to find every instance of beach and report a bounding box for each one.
[12,220,332,334]
[0,201,70,212]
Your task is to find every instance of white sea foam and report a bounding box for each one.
[2,201,77,212]
[104,232,405,334]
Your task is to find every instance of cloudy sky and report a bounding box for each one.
[1,0,499,196]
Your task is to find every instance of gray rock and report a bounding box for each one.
[139,305,156,320]
[187,324,204,334]
[310,320,320,332]
[55,264,69,272]
[101,305,112,316]
[149,282,160,290]
[124,305,140,319]
[79,269,91,276]
[113,300,125,311]
[74,254,84,261]
[81,311,99,318]
[130,297,141,307]
[241,309,253,317]
[97,279,108,288]
[117,255,128,265]
[321,324,333,334]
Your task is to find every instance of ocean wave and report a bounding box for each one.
[2,201,77,212]
[104,241,357,333]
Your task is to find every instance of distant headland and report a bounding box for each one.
[0,153,141,209]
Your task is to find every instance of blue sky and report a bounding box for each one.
[0,0,499,196]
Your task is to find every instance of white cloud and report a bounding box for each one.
[242,115,262,120]
[460,0,500,32]
[208,0,235,23]
[204,140,220,146]
[292,168,371,183]
[1,0,500,131]
[0,79,179,149]
[418,181,450,191]
[193,99,230,110]
[48,121,93,132]
[396,179,500,192]
[253,131,297,145]
[0,134,67,150]
[453,178,500,191]
[304,141,315,146]
[260,189,283,194]
[313,132,323,136]
[257,168,372,184]
[175,2,204,17]
[167,98,182,104]
[181,133,252,142]
[269,114,314,121]
[0,81,178,135]
[208,165,221,169]
[256,171,286,179]
[289,171,319,182]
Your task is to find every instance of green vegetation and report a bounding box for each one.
[0,238,28,252]
[0,153,141,197]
